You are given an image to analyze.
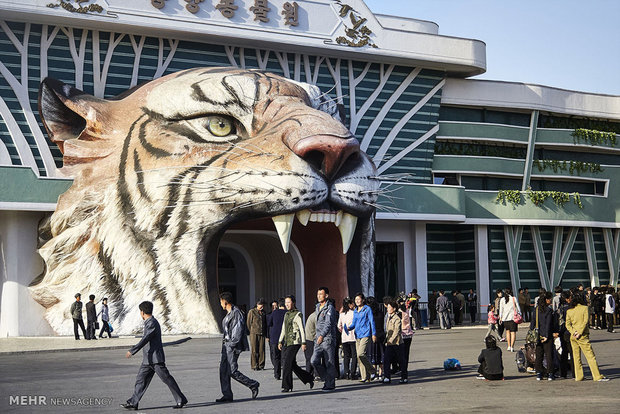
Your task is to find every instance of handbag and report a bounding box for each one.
[94,321,100,330]
[525,307,539,344]
[108,322,114,333]
[512,297,523,324]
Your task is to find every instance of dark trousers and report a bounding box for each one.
[304,340,314,376]
[524,306,531,322]
[99,321,112,338]
[429,307,437,324]
[342,342,357,378]
[281,344,313,390]
[269,343,282,379]
[559,332,574,378]
[73,318,87,340]
[382,345,403,380]
[497,321,505,338]
[86,320,96,340]
[468,305,477,323]
[535,340,554,376]
[128,363,186,406]
[219,345,259,399]
[249,334,265,369]
[311,339,336,389]
[477,362,503,380]
[606,313,614,332]
[399,337,412,379]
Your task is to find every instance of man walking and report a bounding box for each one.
[121,301,188,410]
[523,287,532,322]
[467,289,478,323]
[70,293,87,340]
[311,287,338,391]
[267,298,286,380]
[304,309,317,377]
[247,298,267,370]
[217,292,260,403]
[98,297,112,338]
[86,294,97,340]
[605,287,616,333]
[344,293,377,382]
[436,290,451,329]
[428,290,438,325]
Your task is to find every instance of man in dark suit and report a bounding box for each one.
[85,294,97,340]
[121,301,188,410]
[267,298,286,380]
[216,292,260,403]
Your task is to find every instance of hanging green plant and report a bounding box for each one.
[571,129,617,147]
[496,188,583,209]
[533,159,603,175]
[496,190,523,207]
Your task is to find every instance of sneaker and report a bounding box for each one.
[399,379,408,384]
[596,377,610,382]
[476,375,485,380]
[499,338,506,342]
[536,374,542,381]
[382,378,390,384]
[547,375,554,381]
[370,373,376,381]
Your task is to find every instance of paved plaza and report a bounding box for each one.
[1,327,619,413]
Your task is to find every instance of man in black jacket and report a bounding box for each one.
[85,294,97,340]
[216,292,260,403]
[121,301,188,410]
[267,298,286,380]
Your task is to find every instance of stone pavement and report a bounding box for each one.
[1,327,618,413]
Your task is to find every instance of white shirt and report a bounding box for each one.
[605,294,616,314]
[499,295,521,322]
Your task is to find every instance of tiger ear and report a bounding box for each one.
[38,78,108,154]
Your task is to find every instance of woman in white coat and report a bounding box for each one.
[499,288,522,352]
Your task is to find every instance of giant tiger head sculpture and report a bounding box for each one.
[31,67,379,334]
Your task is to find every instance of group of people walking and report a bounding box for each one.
[70,293,112,340]
[119,287,415,410]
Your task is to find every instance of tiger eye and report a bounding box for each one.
[206,116,234,137]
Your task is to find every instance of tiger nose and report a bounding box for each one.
[292,135,360,180]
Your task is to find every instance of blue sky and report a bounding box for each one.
[364,0,620,95]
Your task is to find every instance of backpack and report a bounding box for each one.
[443,358,461,371]
[515,349,527,373]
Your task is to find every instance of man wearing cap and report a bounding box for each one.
[70,293,87,340]
[247,298,267,370]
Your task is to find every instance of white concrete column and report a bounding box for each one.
[413,222,428,302]
[0,210,53,336]
[475,225,490,320]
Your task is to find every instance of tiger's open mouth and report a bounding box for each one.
[271,208,359,254]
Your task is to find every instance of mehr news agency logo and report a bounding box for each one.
[9,395,113,406]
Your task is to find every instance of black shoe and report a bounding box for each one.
[309,380,314,389]
[215,396,233,403]
[173,399,188,409]
[321,386,335,392]
[251,385,260,399]
[281,389,291,393]
[120,403,138,410]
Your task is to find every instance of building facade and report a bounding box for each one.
[0,0,618,335]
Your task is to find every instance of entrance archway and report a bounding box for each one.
[218,231,305,313]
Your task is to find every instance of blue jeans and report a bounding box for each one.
[311,338,336,389]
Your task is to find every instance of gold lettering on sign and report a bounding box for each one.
[47,0,104,14]
[185,0,204,14]
[151,0,166,9]
[334,2,377,48]
[282,2,299,26]
[250,0,271,23]
[215,0,239,18]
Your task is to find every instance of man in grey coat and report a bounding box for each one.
[311,287,338,391]
[70,293,87,340]
[216,292,260,403]
[121,301,187,410]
